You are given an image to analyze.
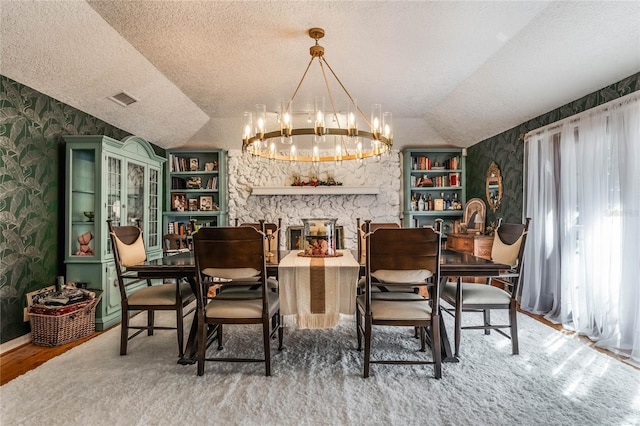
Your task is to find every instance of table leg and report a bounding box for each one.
[438,307,459,363]
[178,314,198,365]
[178,277,198,365]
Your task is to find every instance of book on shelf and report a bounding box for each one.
[169,155,194,173]
[206,176,218,190]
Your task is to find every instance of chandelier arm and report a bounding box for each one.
[289,56,317,104]
[321,57,373,128]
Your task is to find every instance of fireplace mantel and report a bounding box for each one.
[251,186,380,196]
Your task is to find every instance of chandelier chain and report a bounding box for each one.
[289,56,316,107]
[318,59,353,157]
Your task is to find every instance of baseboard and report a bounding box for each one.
[0,333,32,355]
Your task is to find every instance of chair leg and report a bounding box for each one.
[277,313,284,351]
[510,301,519,355]
[454,278,462,357]
[176,306,184,358]
[197,318,206,376]
[148,310,154,336]
[263,317,272,376]
[419,326,426,352]
[217,324,224,350]
[356,305,362,351]
[363,313,372,378]
[454,300,462,358]
[431,315,442,379]
[120,309,129,356]
[484,309,491,335]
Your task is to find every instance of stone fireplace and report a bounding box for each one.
[227,149,402,249]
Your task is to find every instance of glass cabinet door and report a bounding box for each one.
[106,154,122,254]
[126,161,145,227]
[148,168,160,248]
[69,148,97,258]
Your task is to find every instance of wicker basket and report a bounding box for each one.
[29,296,101,347]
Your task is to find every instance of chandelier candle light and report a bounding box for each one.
[242,28,393,162]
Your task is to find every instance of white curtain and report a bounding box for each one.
[522,95,640,365]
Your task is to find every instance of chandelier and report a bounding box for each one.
[242,28,393,162]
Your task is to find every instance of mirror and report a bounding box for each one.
[486,161,503,212]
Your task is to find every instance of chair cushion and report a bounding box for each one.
[357,276,419,293]
[371,269,432,284]
[205,291,279,319]
[356,294,431,321]
[443,282,511,305]
[128,282,192,306]
[202,268,260,280]
[113,232,146,267]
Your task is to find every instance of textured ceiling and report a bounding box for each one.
[1,1,639,151]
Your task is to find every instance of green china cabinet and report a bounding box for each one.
[402,147,466,233]
[164,149,228,236]
[63,135,165,330]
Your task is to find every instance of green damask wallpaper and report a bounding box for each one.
[466,72,640,228]
[0,75,131,343]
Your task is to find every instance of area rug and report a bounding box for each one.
[1,308,638,425]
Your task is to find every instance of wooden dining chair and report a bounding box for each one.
[441,218,531,356]
[192,226,283,376]
[107,220,195,357]
[356,221,443,378]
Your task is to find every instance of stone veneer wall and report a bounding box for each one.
[227,149,402,249]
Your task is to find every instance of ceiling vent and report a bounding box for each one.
[108,91,139,107]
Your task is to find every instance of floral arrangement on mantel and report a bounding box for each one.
[291,175,343,186]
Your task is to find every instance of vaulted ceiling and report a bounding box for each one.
[1,1,639,151]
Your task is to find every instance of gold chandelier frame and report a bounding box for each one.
[242,28,393,162]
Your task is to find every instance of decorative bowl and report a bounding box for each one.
[83,211,95,222]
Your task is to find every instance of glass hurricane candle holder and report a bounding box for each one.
[299,218,341,257]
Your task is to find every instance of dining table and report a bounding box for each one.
[127,248,509,364]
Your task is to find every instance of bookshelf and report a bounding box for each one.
[164,149,228,238]
[402,147,466,233]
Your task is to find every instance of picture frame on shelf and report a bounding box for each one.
[204,162,215,171]
[188,198,198,212]
[199,195,213,211]
[171,192,187,212]
[189,158,199,171]
[464,198,486,234]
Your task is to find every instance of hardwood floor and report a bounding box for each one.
[0,330,104,385]
[1,309,635,386]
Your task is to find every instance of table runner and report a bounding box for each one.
[278,250,359,329]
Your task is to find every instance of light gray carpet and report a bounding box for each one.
[1,308,638,425]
